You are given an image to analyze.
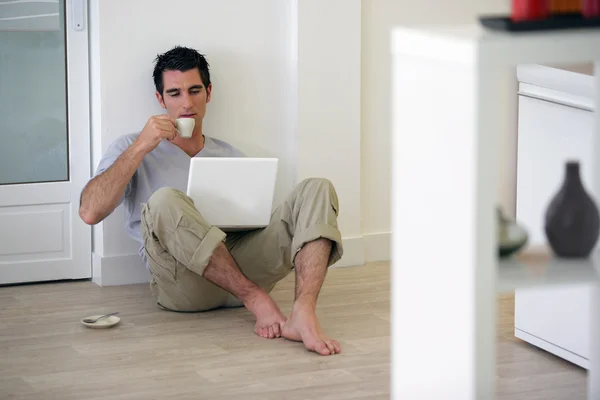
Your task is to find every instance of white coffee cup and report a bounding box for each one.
[175,117,195,138]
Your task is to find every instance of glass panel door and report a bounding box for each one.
[0,0,91,284]
[0,0,68,185]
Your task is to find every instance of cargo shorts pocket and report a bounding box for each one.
[145,244,178,282]
[142,209,178,282]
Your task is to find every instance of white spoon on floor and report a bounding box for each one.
[82,312,119,323]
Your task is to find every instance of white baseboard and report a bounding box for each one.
[333,232,391,267]
[92,252,150,287]
[92,232,391,286]
[332,236,366,268]
[363,232,391,262]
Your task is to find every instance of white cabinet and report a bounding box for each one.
[515,285,592,368]
[515,64,596,369]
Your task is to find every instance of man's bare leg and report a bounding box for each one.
[203,242,287,339]
[282,238,341,355]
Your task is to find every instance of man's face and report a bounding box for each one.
[156,68,211,127]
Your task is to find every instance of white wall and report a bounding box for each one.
[90,0,517,285]
[89,0,364,285]
[296,0,364,264]
[360,0,512,262]
[90,0,296,284]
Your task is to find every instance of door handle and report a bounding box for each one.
[72,0,85,31]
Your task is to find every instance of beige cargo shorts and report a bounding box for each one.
[140,178,344,312]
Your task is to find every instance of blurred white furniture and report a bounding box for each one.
[391,25,600,399]
[515,64,596,369]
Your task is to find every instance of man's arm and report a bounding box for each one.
[79,114,178,225]
[79,143,145,225]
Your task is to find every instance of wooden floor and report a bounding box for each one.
[0,262,587,399]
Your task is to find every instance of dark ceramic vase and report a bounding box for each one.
[544,161,600,258]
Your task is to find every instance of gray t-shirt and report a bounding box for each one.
[92,133,245,266]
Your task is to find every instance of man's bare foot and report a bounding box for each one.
[281,301,341,356]
[244,289,287,339]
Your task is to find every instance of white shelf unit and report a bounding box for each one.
[499,248,600,293]
[514,64,597,370]
[391,25,600,399]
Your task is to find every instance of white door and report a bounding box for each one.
[0,0,91,284]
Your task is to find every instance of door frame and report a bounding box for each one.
[65,0,92,279]
[0,0,91,284]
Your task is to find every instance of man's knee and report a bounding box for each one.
[297,177,336,194]
[147,187,191,210]
[296,178,339,213]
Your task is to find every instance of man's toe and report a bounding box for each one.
[332,340,341,353]
[313,341,331,356]
[325,341,336,354]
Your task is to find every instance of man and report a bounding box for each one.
[79,46,344,356]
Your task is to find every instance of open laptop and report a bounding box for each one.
[186,157,278,230]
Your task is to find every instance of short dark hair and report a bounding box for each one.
[152,46,211,95]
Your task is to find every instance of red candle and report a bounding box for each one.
[511,0,551,21]
[550,0,581,14]
[583,0,600,17]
